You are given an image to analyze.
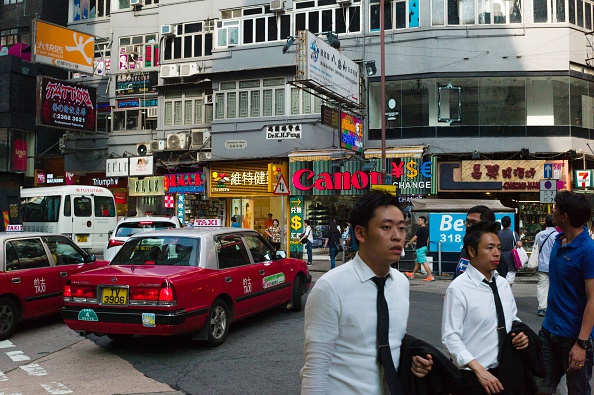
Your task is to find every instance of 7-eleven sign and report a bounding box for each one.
[575,170,593,188]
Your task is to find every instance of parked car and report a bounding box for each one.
[103,216,181,261]
[0,232,108,339]
[62,228,312,346]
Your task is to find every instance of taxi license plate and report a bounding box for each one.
[101,288,128,305]
[77,235,88,243]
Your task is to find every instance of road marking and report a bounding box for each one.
[5,352,29,362]
[19,364,46,376]
[0,387,22,395]
[0,341,14,349]
[40,382,72,394]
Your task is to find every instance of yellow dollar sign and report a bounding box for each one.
[291,216,302,230]
[406,161,418,179]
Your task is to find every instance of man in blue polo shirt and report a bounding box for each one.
[539,191,594,395]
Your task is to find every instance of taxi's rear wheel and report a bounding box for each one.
[290,276,304,312]
[107,334,134,343]
[207,299,229,347]
[0,298,18,340]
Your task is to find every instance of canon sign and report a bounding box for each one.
[293,169,383,191]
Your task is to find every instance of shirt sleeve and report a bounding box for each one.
[442,285,476,368]
[300,278,341,393]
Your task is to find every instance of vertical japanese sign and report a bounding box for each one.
[290,197,304,256]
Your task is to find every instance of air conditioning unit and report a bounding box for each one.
[150,140,166,152]
[336,0,352,5]
[160,64,179,78]
[270,0,285,12]
[166,133,189,151]
[198,152,212,161]
[136,143,151,156]
[161,24,177,36]
[130,0,143,7]
[146,107,158,118]
[204,94,213,104]
[180,62,200,77]
[190,129,211,149]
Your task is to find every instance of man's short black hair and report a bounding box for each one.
[500,215,511,228]
[463,221,501,257]
[467,205,496,221]
[419,216,427,224]
[545,214,555,228]
[555,191,592,228]
[349,191,402,246]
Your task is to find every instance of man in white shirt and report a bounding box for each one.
[301,190,433,394]
[534,214,557,317]
[442,221,529,394]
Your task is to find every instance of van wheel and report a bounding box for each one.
[0,298,18,340]
[207,299,230,347]
[290,276,304,312]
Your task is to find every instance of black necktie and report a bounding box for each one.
[483,278,506,358]
[372,276,404,395]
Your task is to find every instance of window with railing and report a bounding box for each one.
[162,21,214,61]
[118,34,158,71]
[163,90,213,126]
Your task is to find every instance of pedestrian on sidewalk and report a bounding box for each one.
[301,190,433,393]
[404,216,434,281]
[323,219,342,270]
[534,214,557,317]
[498,215,521,286]
[539,191,594,395]
[442,221,536,395]
[299,220,314,266]
[454,205,499,279]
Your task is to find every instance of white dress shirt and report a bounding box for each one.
[300,253,409,394]
[441,263,519,370]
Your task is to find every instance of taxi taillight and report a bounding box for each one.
[65,284,97,303]
[107,239,125,249]
[129,283,176,306]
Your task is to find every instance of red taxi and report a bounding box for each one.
[0,232,108,339]
[61,228,312,346]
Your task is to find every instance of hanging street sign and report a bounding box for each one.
[273,174,290,195]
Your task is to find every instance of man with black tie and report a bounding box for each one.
[442,221,529,394]
[300,190,433,394]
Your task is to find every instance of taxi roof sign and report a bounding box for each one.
[273,174,290,195]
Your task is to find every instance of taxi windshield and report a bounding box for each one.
[112,237,199,267]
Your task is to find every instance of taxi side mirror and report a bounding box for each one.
[85,254,96,263]
[275,250,287,259]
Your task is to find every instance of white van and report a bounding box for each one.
[21,186,117,254]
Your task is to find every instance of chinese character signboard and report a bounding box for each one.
[438,160,569,192]
[210,161,288,198]
[115,72,158,96]
[289,197,304,257]
[36,76,96,132]
[33,20,94,74]
[340,112,363,153]
[163,173,204,194]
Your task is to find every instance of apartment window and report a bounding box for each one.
[370,0,419,30]
[113,110,140,131]
[295,1,361,34]
[3,0,23,4]
[163,21,213,61]
[0,27,30,47]
[215,78,290,119]
[217,20,240,47]
[72,0,111,21]
[118,35,158,71]
[163,90,211,126]
[117,0,157,9]
[434,0,522,25]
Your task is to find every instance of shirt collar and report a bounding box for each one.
[352,253,392,283]
[466,262,498,286]
[556,226,589,248]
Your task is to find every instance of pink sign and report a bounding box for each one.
[12,139,27,171]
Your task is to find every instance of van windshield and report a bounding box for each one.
[112,237,199,267]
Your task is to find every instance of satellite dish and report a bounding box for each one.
[137,144,148,156]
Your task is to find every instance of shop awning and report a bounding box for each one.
[410,198,515,212]
[364,146,425,159]
[289,150,337,162]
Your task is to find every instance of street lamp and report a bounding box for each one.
[364,61,377,76]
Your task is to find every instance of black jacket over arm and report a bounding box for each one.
[399,334,462,395]
[497,321,545,395]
